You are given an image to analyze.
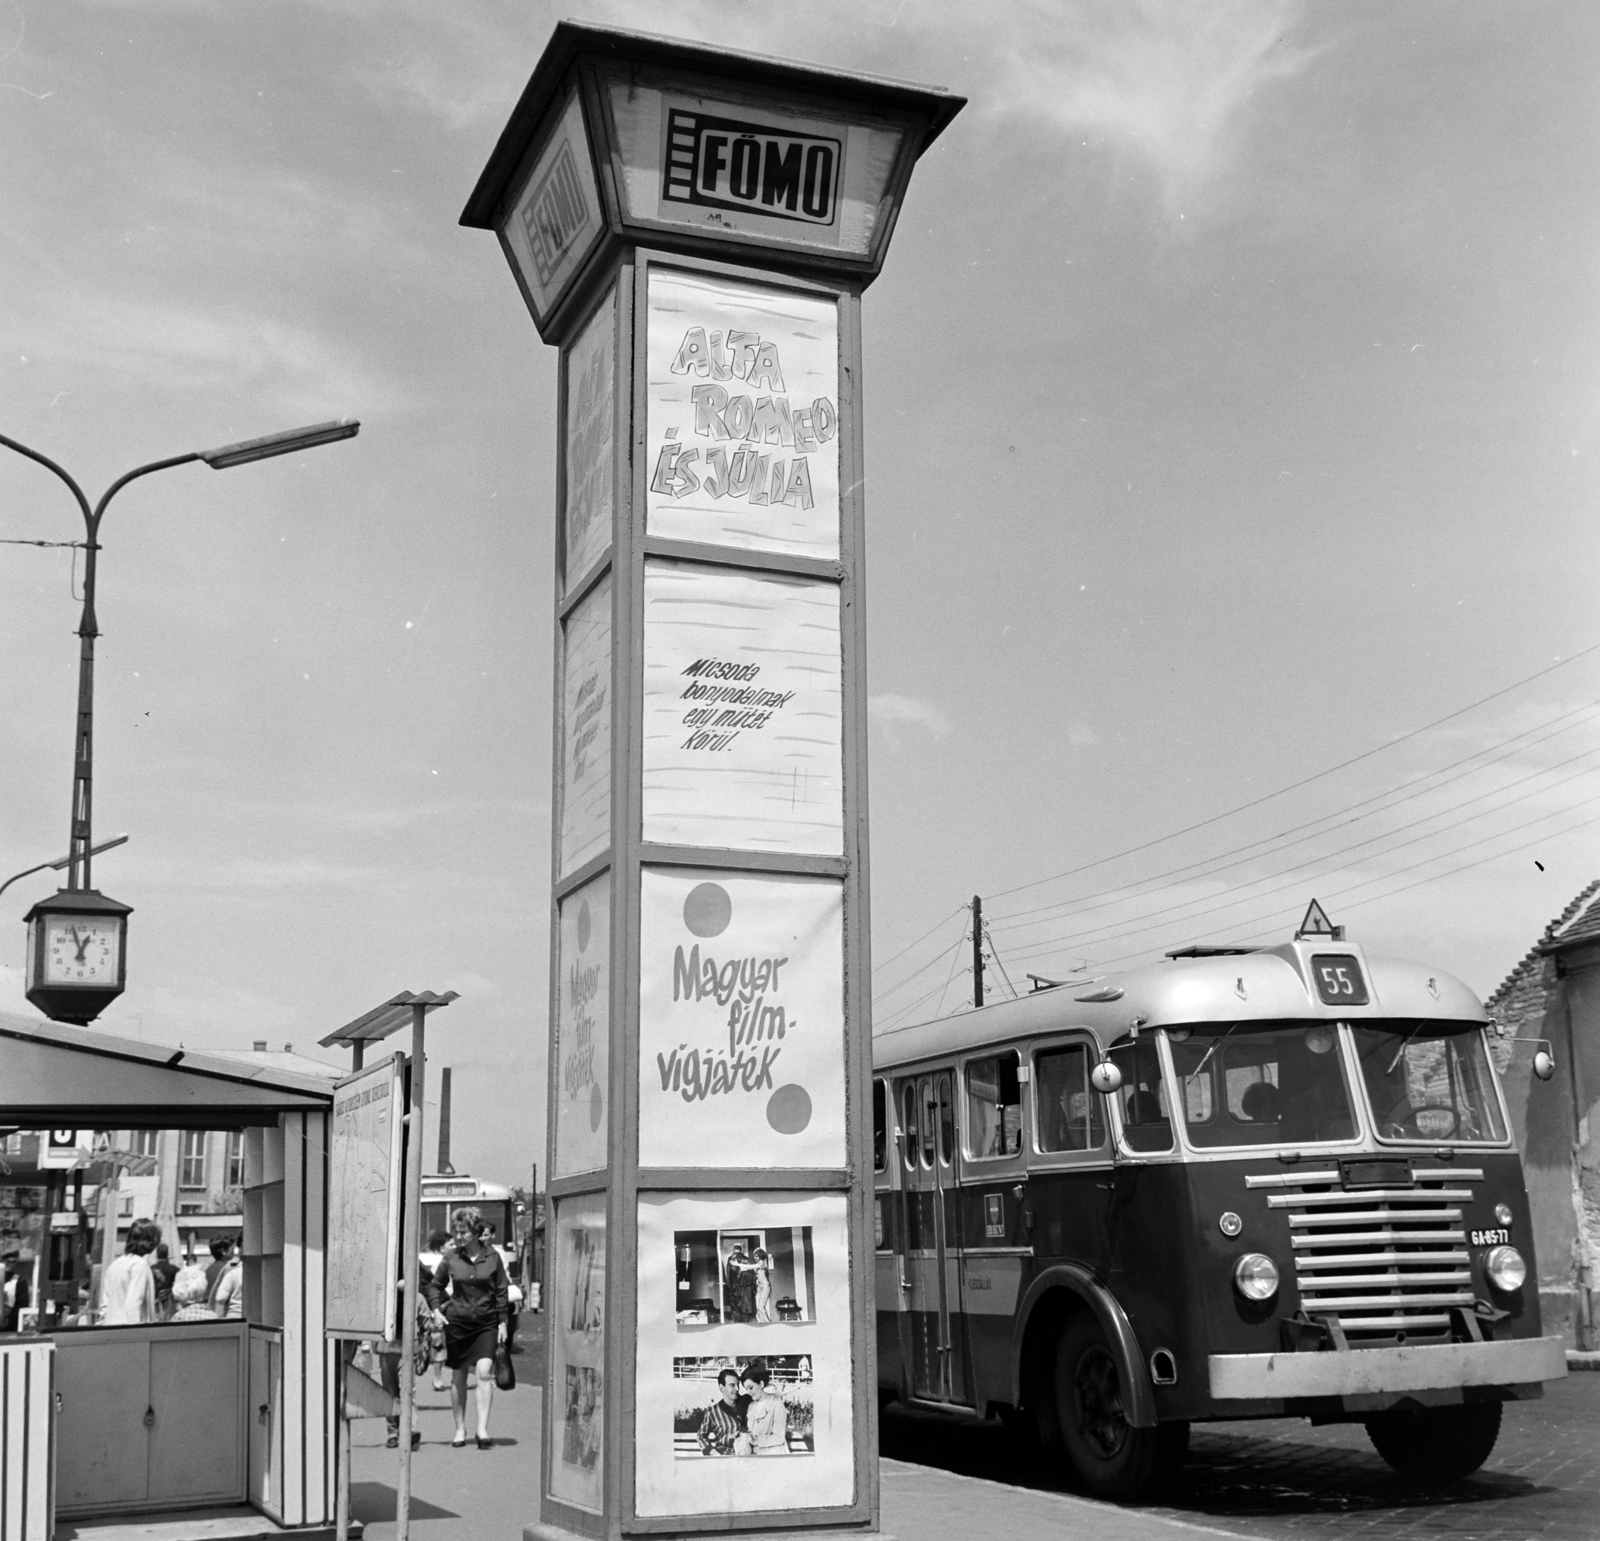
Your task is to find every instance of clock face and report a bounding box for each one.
[43,917,121,986]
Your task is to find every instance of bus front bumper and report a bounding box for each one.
[1209,1335,1567,1401]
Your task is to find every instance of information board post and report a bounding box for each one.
[463,26,961,1541]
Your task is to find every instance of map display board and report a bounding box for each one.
[640,561,842,856]
[646,269,840,560]
[637,866,845,1169]
[554,869,610,1178]
[634,1190,853,1516]
[326,1053,405,1340]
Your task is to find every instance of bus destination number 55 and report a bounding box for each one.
[1311,954,1369,1006]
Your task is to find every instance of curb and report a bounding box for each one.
[1567,1350,1600,1371]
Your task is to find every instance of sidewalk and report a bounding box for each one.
[347,1362,1246,1541]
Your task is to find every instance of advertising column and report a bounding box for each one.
[462,26,961,1541]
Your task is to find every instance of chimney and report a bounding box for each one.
[437,1066,455,1175]
[283,1043,293,1053]
[252,1040,268,1053]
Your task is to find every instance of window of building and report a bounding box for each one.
[178,1203,202,1216]
[965,1050,1022,1159]
[131,1129,158,1157]
[119,1195,135,1217]
[227,1130,244,1188]
[179,1129,207,1188]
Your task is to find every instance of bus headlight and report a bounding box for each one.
[1485,1245,1526,1293]
[1233,1253,1279,1302]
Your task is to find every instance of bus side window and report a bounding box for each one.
[1034,1044,1107,1153]
[899,1083,918,1172]
[873,1080,888,1174]
[937,1073,956,1167]
[920,1078,938,1169]
[1108,1037,1174,1153]
[965,1051,1022,1158]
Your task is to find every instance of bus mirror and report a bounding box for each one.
[1532,1050,1555,1081]
[1090,1060,1123,1095]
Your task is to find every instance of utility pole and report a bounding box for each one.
[972,894,985,1008]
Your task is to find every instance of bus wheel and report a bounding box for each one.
[1364,1402,1502,1481]
[1053,1316,1182,1500]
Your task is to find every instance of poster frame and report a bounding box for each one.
[324,1051,405,1342]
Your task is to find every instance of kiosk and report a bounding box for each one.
[462,25,960,1541]
[0,1008,339,1537]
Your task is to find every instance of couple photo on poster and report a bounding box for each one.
[561,1364,601,1473]
[673,1355,815,1459]
[674,1227,815,1327]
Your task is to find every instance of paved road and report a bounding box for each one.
[881,1371,1600,1541]
[348,1332,1598,1541]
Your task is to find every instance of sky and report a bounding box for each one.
[2,1,1597,1184]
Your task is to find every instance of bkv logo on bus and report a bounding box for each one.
[662,109,841,227]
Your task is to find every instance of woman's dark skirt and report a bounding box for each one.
[444,1318,498,1370]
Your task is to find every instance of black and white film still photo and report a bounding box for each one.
[674,1226,816,1326]
[673,1355,815,1458]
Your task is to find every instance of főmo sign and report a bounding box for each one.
[664,111,840,227]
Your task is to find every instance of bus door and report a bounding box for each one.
[898,1070,966,1404]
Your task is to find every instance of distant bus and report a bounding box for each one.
[872,933,1566,1498]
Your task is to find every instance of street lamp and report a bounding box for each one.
[3,418,359,1023]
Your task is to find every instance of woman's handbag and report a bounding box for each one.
[493,1342,516,1391]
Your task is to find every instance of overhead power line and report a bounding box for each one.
[991,698,1600,932]
[986,641,1600,905]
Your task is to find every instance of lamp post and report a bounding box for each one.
[3,418,359,1023]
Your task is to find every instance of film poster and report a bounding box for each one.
[635,1191,853,1516]
[637,866,845,1170]
[646,268,840,560]
[640,561,842,856]
[549,1194,607,1512]
[554,870,609,1179]
[559,576,611,876]
[563,286,614,588]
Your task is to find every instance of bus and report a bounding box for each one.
[418,1174,526,1339]
[871,933,1566,1498]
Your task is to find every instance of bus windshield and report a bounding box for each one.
[1167,1022,1357,1147]
[1349,1023,1507,1144]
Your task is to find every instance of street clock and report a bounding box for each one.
[23,887,132,1024]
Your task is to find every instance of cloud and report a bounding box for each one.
[986,0,1318,220]
[870,693,952,750]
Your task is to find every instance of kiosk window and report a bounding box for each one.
[873,1080,888,1173]
[965,1051,1023,1159]
[1035,1044,1106,1153]
[1107,1036,1173,1152]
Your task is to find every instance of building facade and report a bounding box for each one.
[1486,880,1600,1350]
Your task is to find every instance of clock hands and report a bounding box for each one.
[71,926,91,963]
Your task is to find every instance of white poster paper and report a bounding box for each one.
[647,269,839,560]
[549,1195,607,1512]
[635,1192,853,1516]
[560,577,611,876]
[326,1055,404,1339]
[554,870,609,1180]
[638,867,845,1170]
[564,288,615,587]
[641,561,842,856]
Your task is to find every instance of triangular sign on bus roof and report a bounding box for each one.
[1296,898,1339,940]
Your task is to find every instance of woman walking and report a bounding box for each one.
[425,1207,509,1449]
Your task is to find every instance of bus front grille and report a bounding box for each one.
[1249,1166,1483,1345]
